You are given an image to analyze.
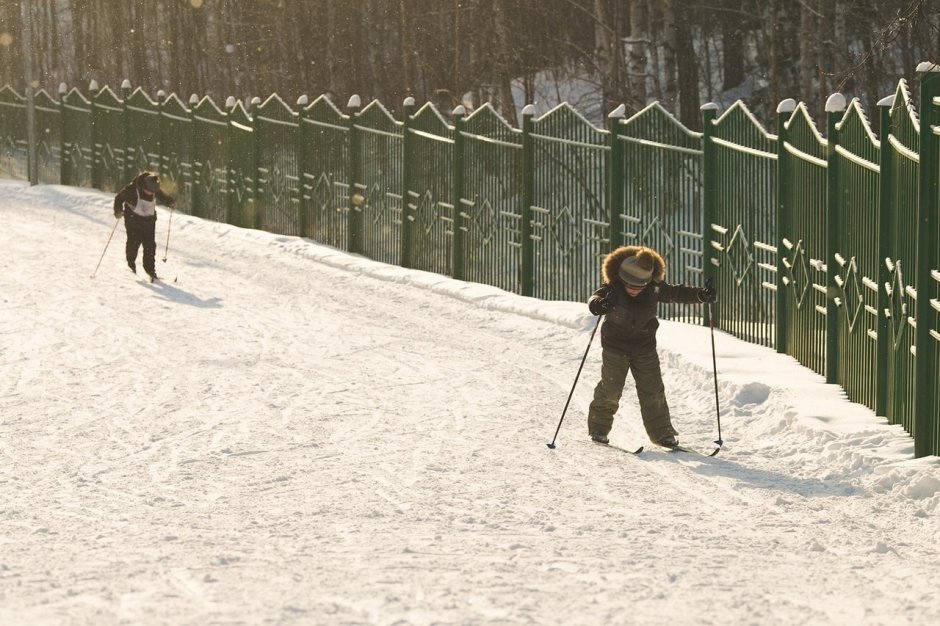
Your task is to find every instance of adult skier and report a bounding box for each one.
[113,171,175,282]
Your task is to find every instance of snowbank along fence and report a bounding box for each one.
[1,67,938,457]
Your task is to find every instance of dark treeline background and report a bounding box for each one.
[0,0,937,128]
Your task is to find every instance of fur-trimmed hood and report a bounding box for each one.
[601,245,666,284]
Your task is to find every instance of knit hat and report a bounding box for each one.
[618,255,653,287]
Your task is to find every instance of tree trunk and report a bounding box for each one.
[676,12,699,129]
[799,1,816,104]
[400,0,415,97]
[594,0,620,116]
[661,0,678,114]
[625,0,649,113]
[492,0,517,125]
[721,0,745,92]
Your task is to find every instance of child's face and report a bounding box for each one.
[624,282,645,297]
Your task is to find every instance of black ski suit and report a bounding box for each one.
[113,174,175,277]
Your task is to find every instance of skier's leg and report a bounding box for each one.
[125,217,141,272]
[142,217,157,277]
[631,349,678,444]
[587,348,630,438]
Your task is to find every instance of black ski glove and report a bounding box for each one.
[114,207,123,218]
[589,296,615,316]
[698,286,717,303]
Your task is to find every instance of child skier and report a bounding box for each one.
[113,171,175,282]
[586,245,716,448]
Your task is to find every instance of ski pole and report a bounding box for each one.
[162,206,175,263]
[547,315,601,449]
[90,217,120,278]
[706,278,723,448]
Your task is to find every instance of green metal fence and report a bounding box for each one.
[403,102,453,277]
[822,98,881,410]
[777,102,830,377]
[34,88,60,184]
[703,102,777,346]
[462,104,523,292]
[2,68,939,456]
[60,86,92,188]
[529,103,607,301]
[299,95,348,249]
[124,87,161,180]
[618,103,704,324]
[0,86,28,180]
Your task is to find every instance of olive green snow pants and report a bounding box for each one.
[587,347,678,443]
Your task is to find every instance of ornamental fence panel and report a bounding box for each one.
[34,89,60,184]
[829,100,881,412]
[617,103,704,325]
[461,105,523,293]
[703,102,778,348]
[529,103,608,302]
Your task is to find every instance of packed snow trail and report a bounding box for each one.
[1,182,938,625]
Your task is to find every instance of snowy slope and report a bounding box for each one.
[1,181,938,626]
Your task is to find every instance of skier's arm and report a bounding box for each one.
[113,185,133,218]
[657,282,716,304]
[588,284,614,315]
[155,189,176,208]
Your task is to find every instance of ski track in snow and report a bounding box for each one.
[1,182,939,625]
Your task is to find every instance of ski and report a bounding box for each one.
[662,443,721,457]
[594,440,644,455]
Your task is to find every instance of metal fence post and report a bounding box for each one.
[875,95,896,419]
[156,90,165,179]
[20,0,37,185]
[189,94,201,218]
[520,104,535,295]
[451,105,467,281]
[250,96,262,230]
[121,80,131,183]
[914,62,940,458]
[607,104,625,251]
[701,102,719,327]
[296,95,309,237]
[89,80,100,190]
[224,96,237,226]
[400,96,416,269]
[57,83,67,185]
[776,99,796,354]
[824,93,847,384]
[346,95,362,253]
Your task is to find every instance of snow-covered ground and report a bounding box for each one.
[1,181,939,626]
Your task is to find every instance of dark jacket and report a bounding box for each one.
[113,172,175,219]
[588,246,702,355]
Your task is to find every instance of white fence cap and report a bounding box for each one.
[825,93,847,113]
